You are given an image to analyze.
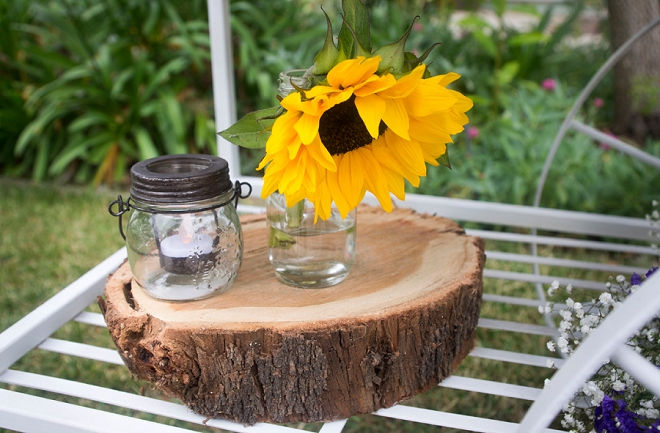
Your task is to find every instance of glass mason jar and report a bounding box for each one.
[110,154,249,301]
[264,70,357,288]
[266,193,356,288]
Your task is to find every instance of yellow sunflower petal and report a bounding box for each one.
[280,92,304,112]
[418,140,448,166]
[377,64,425,99]
[353,73,396,96]
[306,136,337,172]
[337,152,364,210]
[386,132,426,177]
[294,112,320,145]
[404,82,459,118]
[326,158,351,219]
[305,85,339,99]
[356,147,392,212]
[261,171,279,198]
[354,94,386,139]
[408,114,453,143]
[264,110,300,156]
[428,72,461,87]
[382,165,406,200]
[327,56,380,89]
[382,98,410,139]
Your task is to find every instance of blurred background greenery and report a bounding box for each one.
[1,0,658,216]
[1,1,659,432]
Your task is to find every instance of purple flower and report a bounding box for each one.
[466,126,479,139]
[542,78,556,91]
[632,267,659,285]
[595,395,620,432]
[615,402,643,433]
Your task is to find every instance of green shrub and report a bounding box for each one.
[2,0,216,184]
[417,80,660,217]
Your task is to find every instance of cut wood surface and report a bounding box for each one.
[100,205,485,424]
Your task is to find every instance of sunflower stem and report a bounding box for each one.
[286,200,305,228]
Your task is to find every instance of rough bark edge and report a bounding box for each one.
[100,238,484,424]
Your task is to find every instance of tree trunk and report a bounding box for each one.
[607,0,660,143]
[99,206,485,425]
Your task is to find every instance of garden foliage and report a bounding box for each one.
[1,0,658,217]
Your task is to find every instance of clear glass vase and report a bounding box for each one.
[266,193,356,288]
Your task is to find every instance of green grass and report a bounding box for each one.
[0,179,657,432]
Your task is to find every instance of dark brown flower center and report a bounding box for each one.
[318,95,387,156]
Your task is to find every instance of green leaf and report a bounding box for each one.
[373,17,415,74]
[218,106,280,149]
[49,137,93,176]
[492,0,507,18]
[472,31,498,59]
[508,32,548,47]
[134,127,159,160]
[312,8,339,75]
[68,112,112,134]
[496,61,520,86]
[143,57,189,101]
[337,0,370,59]
[33,136,50,181]
[339,15,371,59]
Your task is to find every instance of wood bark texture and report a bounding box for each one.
[99,205,485,424]
[607,0,660,142]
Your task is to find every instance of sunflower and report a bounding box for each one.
[257,55,473,220]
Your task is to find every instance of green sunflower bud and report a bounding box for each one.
[312,8,339,75]
[373,16,417,75]
[409,42,441,70]
[438,147,451,169]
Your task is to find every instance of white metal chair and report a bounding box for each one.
[518,271,660,433]
[1,2,659,432]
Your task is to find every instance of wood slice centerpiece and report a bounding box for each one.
[100,205,485,425]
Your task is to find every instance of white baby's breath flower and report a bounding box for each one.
[547,341,556,352]
[544,378,551,388]
[566,284,573,294]
[566,298,574,308]
[612,380,626,391]
[616,275,625,283]
[557,336,568,348]
[546,359,556,368]
[599,292,613,305]
[641,400,654,409]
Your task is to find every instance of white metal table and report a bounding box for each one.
[2,3,659,432]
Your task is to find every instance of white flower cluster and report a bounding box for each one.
[542,274,660,432]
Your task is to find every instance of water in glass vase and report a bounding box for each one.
[266,196,356,288]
